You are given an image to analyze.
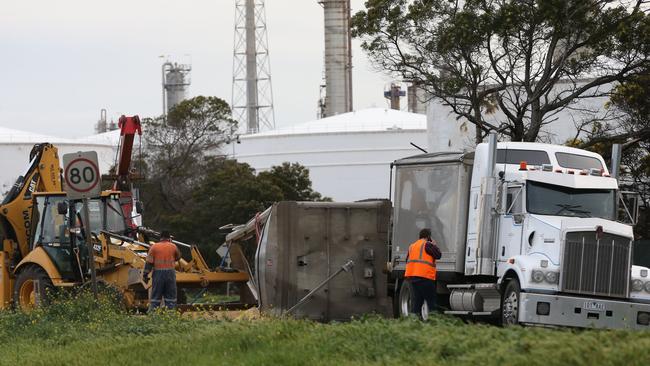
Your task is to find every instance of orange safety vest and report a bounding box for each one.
[146,240,179,270]
[405,239,437,280]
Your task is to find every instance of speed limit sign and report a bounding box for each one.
[63,151,102,199]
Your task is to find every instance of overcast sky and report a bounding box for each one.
[0,0,393,138]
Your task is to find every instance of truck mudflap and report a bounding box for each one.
[519,292,650,330]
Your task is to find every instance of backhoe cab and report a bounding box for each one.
[9,191,130,310]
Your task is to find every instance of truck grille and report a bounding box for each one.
[561,231,631,298]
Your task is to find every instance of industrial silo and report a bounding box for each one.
[162,62,192,115]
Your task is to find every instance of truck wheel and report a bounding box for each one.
[14,266,54,312]
[398,280,429,320]
[501,279,521,326]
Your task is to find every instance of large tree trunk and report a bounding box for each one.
[525,100,543,142]
[511,120,525,141]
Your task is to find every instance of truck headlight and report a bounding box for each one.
[632,279,644,292]
[532,270,545,282]
[545,271,558,284]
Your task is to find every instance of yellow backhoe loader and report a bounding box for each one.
[0,143,253,311]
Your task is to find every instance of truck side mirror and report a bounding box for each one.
[57,202,68,215]
[135,201,144,214]
[513,213,524,225]
[618,191,640,225]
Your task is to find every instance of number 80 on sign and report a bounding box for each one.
[63,151,102,199]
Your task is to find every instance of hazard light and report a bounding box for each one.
[519,161,528,171]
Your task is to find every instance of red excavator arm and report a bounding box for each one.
[112,115,142,230]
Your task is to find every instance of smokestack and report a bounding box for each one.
[321,0,353,117]
[384,83,405,110]
[407,81,427,114]
[487,132,498,177]
[611,143,622,179]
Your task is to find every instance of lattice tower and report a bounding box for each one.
[232,0,275,134]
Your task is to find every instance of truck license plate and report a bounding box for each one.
[583,301,605,311]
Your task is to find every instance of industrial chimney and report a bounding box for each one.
[320,0,353,118]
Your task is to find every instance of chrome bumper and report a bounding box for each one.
[519,292,650,330]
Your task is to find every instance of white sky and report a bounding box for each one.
[0,0,392,137]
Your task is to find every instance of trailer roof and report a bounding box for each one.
[392,151,473,166]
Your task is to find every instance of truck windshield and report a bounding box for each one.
[527,181,616,220]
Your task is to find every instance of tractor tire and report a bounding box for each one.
[13,265,54,312]
[501,278,521,326]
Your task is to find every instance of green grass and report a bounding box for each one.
[2,293,650,366]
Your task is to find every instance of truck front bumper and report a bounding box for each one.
[519,292,650,330]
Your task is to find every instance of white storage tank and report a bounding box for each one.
[0,127,117,194]
[233,108,427,201]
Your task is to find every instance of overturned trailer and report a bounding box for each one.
[225,201,392,321]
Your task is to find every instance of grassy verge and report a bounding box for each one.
[2,293,649,366]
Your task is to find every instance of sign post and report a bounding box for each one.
[63,151,102,299]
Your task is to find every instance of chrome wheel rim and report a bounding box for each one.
[399,284,429,320]
[399,284,411,317]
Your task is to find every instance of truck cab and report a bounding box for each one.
[391,139,650,329]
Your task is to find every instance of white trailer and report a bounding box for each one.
[390,134,650,329]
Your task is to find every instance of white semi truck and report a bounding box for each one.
[390,134,650,329]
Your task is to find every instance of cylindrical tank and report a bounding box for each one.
[407,83,427,114]
[0,127,118,195]
[165,69,187,113]
[233,108,427,202]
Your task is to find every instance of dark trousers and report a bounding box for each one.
[149,269,177,311]
[410,277,437,317]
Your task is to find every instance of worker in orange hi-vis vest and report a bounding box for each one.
[143,230,181,311]
[405,228,442,318]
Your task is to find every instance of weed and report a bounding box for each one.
[2,296,650,366]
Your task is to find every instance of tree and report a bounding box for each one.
[573,73,650,238]
[142,150,328,264]
[352,0,650,143]
[137,96,329,263]
[166,158,282,264]
[258,162,332,202]
[141,96,238,221]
